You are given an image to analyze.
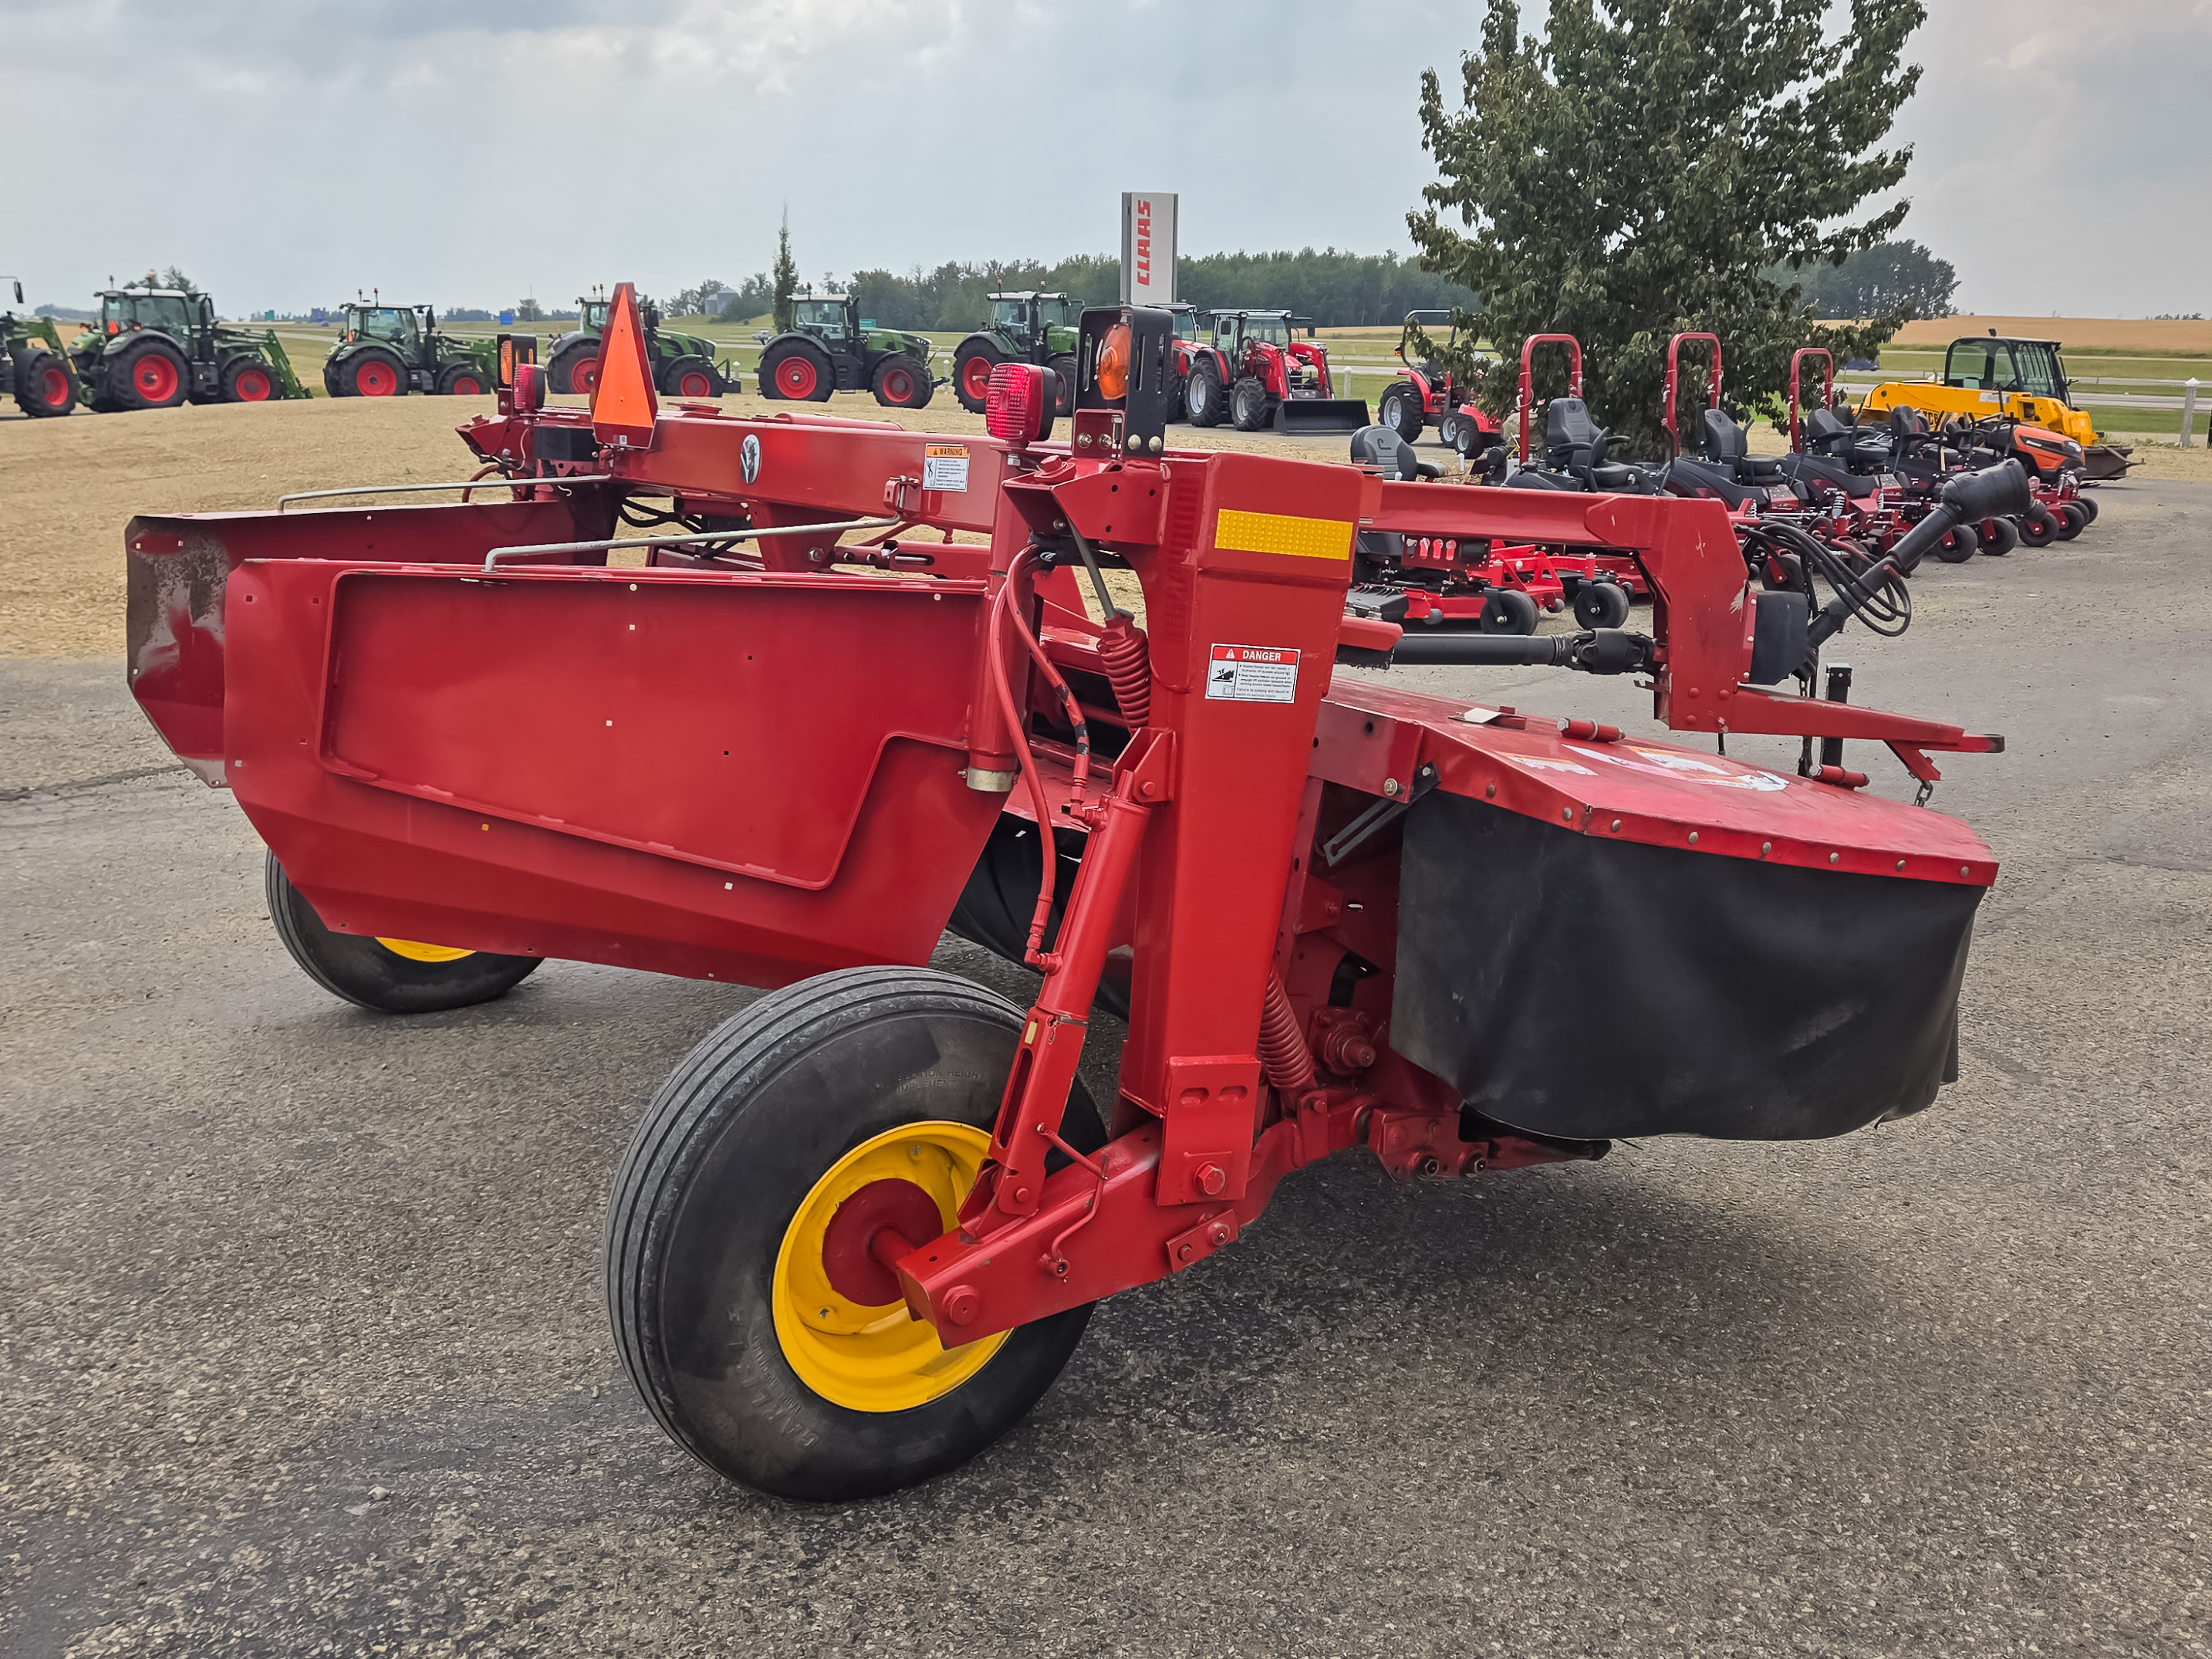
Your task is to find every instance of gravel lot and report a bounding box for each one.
[2,460,2207,1656]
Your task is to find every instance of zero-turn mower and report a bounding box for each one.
[121,287,2020,1503]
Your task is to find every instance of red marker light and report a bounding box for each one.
[986,362,1049,444]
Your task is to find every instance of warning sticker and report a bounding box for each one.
[923,444,970,492]
[1205,644,1302,703]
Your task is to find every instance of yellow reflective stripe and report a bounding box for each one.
[1214,508,1353,562]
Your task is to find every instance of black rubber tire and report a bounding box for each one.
[1047,353,1077,417]
[1230,376,1271,432]
[2074,494,2099,524]
[1478,587,1541,635]
[1160,374,1185,424]
[604,965,1103,1502]
[436,362,491,397]
[952,342,1001,413]
[322,360,342,398]
[265,851,542,1014]
[1377,383,1424,443]
[2054,501,2087,541]
[1571,580,1631,629]
[658,354,725,398]
[1934,526,1976,563]
[870,354,933,410]
[761,340,835,403]
[12,349,76,417]
[2018,502,2059,546]
[1185,360,1226,427]
[337,346,408,399]
[1979,515,2017,556]
[545,337,596,397]
[109,338,189,411]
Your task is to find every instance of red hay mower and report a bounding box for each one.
[124,287,2021,1501]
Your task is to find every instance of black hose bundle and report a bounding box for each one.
[1741,519,1913,640]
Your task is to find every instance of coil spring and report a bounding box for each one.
[1258,974,1318,1099]
[1096,612,1151,728]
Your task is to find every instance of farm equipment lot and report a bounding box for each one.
[1,407,2208,1653]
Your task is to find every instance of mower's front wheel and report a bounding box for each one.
[2018,502,2060,546]
[1979,515,2018,556]
[2054,501,2087,541]
[2073,493,2099,525]
[1571,579,1631,629]
[605,966,1102,1502]
[265,852,542,1014]
[1479,587,1541,635]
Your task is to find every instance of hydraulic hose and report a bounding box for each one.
[1808,460,2029,649]
[984,551,1092,970]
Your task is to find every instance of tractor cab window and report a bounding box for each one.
[1945,340,2020,393]
[1214,316,1241,348]
[990,297,1028,332]
[100,294,131,335]
[1170,309,1198,341]
[2011,343,2065,401]
[359,309,419,349]
[794,299,849,340]
[1243,314,1291,348]
[133,295,194,336]
[1035,296,1070,329]
[582,302,610,329]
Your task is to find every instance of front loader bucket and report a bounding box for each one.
[2083,443,2134,481]
[1273,397,1370,436]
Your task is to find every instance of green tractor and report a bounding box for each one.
[68,283,307,411]
[755,291,936,408]
[0,279,80,417]
[323,302,498,397]
[951,292,1079,414]
[545,294,735,399]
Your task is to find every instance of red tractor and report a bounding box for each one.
[1180,308,1367,434]
[1376,309,1501,454]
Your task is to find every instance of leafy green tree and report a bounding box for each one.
[772,212,799,335]
[516,296,545,323]
[1784,238,1957,320]
[1409,0,1927,451]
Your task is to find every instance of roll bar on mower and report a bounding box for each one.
[1789,347,1835,452]
[1516,333,1585,463]
[1662,333,1723,458]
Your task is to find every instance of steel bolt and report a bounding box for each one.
[1830,852,1841,865]
[942,1286,981,1327]
[1383,778,1400,796]
[1416,1154,1444,1179]
[1485,783,1498,799]
[1196,1164,1227,1197]
[1177,1242,1194,1263]
[1687,831,1699,845]
[1210,1225,1230,1246]
[1611,819,1622,832]
[1760,841,1771,857]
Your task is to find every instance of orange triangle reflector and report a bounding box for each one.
[590,281,659,447]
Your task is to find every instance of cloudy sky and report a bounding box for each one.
[11,0,2208,317]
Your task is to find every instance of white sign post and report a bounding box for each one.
[1120,192,1177,306]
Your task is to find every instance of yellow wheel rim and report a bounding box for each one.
[772,1120,1007,1413]
[375,938,476,964]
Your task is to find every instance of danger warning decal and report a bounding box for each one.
[1205,644,1301,703]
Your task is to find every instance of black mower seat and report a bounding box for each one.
[1546,397,1601,454]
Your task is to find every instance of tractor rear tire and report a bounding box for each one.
[870,355,931,410]
[1230,376,1271,432]
[604,965,1104,1502]
[660,355,723,399]
[111,339,189,411]
[437,363,490,397]
[953,343,1001,413]
[763,341,833,402]
[1186,361,1226,427]
[1571,579,1631,629]
[1979,515,2017,556]
[2019,502,2059,546]
[264,851,542,1014]
[339,347,406,398]
[13,350,76,417]
[221,356,279,403]
[2054,502,2087,541]
[547,340,599,397]
[1478,588,1541,636]
[1378,383,1424,444]
[1048,353,1077,417]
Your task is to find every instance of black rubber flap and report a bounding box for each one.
[1390,791,1981,1140]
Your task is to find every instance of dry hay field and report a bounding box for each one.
[5,370,2205,659]
[1889,315,2212,354]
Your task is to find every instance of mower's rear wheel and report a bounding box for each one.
[14,350,76,417]
[1048,353,1077,417]
[765,342,832,402]
[1979,515,2017,556]
[1479,587,1540,635]
[1377,383,1424,444]
[2018,502,2059,546]
[1185,361,1225,427]
[341,348,405,398]
[1572,579,1631,629]
[112,339,188,410]
[264,852,541,1014]
[604,966,1103,1502]
[222,357,276,403]
[870,355,931,410]
[660,355,722,399]
[1230,376,1271,431]
[437,363,488,397]
[2054,502,2087,541]
[954,345,1000,413]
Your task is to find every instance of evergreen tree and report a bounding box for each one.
[772,211,799,335]
[1410,0,1927,449]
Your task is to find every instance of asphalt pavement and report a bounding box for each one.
[2,480,2207,1657]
